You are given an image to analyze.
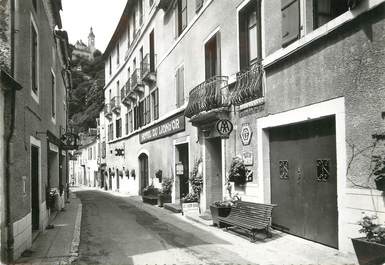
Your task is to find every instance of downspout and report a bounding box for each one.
[4,0,17,262]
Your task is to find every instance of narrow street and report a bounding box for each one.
[74,189,254,265]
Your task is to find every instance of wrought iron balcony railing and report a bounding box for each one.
[104,103,112,119]
[111,96,121,114]
[141,53,156,83]
[231,63,264,106]
[121,80,132,106]
[185,76,229,118]
[131,68,144,93]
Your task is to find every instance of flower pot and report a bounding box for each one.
[374,176,385,191]
[352,237,385,265]
[209,205,231,227]
[158,194,171,207]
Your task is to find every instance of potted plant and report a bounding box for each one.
[228,156,246,185]
[158,177,172,207]
[210,200,232,227]
[181,193,200,215]
[142,185,159,205]
[352,215,385,265]
[155,170,163,183]
[372,154,385,191]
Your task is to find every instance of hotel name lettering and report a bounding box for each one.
[140,113,185,144]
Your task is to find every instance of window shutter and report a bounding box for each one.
[196,0,203,12]
[281,0,300,47]
[179,66,184,106]
[174,5,179,39]
[175,70,179,107]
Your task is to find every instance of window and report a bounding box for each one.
[205,32,221,79]
[102,142,106,158]
[88,148,92,160]
[116,81,120,98]
[116,42,120,65]
[51,70,56,119]
[31,21,38,96]
[129,110,133,133]
[139,100,145,127]
[109,56,112,75]
[133,7,137,35]
[32,0,37,11]
[108,123,113,141]
[125,113,129,134]
[127,22,131,47]
[145,96,151,125]
[175,66,184,107]
[312,0,348,29]
[134,105,139,130]
[176,0,187,37]
[239,0,261,70]
[116,118,122,138]
[281,0,349,47]
[151,88,159,120]
[139,0,143,25]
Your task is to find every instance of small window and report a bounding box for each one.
[205,32,221,79]
[116,42,120,65]
[31,21,39,97]
[312,0,348,29]
[151,88,159,120]
[116,118,122,138]
[175,66,184,108]
[51,70,56,119]
[32,0,37,11]
[176,0,187,37]
[109,56,112,75]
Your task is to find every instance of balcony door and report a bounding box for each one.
[149,30,155,72]
[205,32,221,79]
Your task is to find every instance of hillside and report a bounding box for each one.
[68,49,105,132]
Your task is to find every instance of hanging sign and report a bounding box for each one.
[60,132,80,150]
[240,123,252,146]
[176,162,184,175]
[242,151,253,166]
[216,119,233,138]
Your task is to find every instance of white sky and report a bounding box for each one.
[61,0,128,53]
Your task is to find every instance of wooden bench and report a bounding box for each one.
[217,201,276,242]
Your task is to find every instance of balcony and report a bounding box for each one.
[185,76,230,124]
[131,68,144,94]
[104,103,112,119]
[141,53,156,83]
[231,63,264,106]
[111,96,121,115]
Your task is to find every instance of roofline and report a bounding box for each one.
[102,0,134,59]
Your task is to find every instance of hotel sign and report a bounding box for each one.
[140,113,185,144]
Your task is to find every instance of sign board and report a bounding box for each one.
[176,162,184,175]
[140,112,185,144]
[216,119,233,138]
[49,143,59,153]
[182,202,200,215]
[114,148,124,156]
[240,123,252,146]
[242,151,253,166]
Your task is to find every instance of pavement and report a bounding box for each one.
[14,191,82,265]
[13,186,359,265]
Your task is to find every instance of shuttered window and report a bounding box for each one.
[281,0,300,47]
[175,66,184,108]
[151,88,159,120]
[175,0,187,37]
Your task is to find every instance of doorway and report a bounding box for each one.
[176,143,189,201]
[116,168,120,190]
[269,116,338,248]
[139,153,149,195]
[31,145,40,231]
[205,137,222,210]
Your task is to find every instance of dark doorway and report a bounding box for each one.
[31,145,40,231]
[139,153,149,195]
[269,116,338,248]
[116,169,120,190]
[176,143,189,201]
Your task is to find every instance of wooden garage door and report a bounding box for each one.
[270,116,338,248]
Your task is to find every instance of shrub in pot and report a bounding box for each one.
[210,201,232,227]
[352,215,385,265]
[158,177,172,207]
[142,185,159,205]
[228,156,246,185]
[155,170,163,183]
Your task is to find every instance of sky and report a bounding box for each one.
[61,0,128,53]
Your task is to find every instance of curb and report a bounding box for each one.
[68,196,82,264]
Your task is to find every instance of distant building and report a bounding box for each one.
[71,27,96,61]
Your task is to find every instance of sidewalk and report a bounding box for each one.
[15,191,82,265]
[91,187,358,265]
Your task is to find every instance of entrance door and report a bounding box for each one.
[31,145,39,231]
[270,116,338,248]
[205,137,222,209]
[139,153,149,195]
[116,169,120,190]
[176,144,189,199]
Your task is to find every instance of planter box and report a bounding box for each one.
[142,195,158,205]
[352,237,385,265]
[181,202,199,215]
[158,194,171,207]
[210,205,231,227]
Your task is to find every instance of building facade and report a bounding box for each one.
[0,0,71,261]
[100,0,385,254]
[71,27,96,61]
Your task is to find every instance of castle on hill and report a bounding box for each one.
[71,27,96,61]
